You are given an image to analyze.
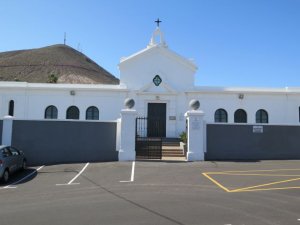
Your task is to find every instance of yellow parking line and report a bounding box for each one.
[231,177,300,192]
[232,186,300,193]
[213,172,300,177]
[203,168,300,193]
[202,173,231,192]
[206,168,300,174]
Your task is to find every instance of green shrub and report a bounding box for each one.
[47,74,58,83]
[179,131,187,143]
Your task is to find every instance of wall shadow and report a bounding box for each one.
[0,168,37,187]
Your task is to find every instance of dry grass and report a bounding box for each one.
[0,44,119,84]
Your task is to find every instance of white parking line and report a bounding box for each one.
[56,162,89,186]
[3,165,44,189]
[120,161,135,183]
[130,161,135,182]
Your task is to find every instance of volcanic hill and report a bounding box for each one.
[0,44,119,84]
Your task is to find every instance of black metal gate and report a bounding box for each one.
[135,117,162,159]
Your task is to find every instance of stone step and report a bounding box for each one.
[163,154,185,157]
[162,146,182,150]
[162,156,186,161]
[162,149,184,153]
[162,138,181,142]
[162,148,183,152]
[162,142,181,147]
[162,149,185,157]
[162,138,181,147]
[162,153,185,156]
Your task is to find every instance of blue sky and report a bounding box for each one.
[0,0,299,87]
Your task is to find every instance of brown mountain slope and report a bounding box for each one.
[0,44,119,84]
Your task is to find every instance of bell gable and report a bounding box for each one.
[119,28,197,91]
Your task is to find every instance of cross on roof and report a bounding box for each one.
[155,18,162,27]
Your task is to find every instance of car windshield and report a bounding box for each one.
[9,147,20,156]
[2,148,12,157]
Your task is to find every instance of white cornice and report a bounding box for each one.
[135,91,178,96]
[119,45,197,72]
[187,86,300,95]
[2,82,300,95]
[0,81,128,92]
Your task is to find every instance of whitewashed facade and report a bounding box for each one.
[1,27,300,139]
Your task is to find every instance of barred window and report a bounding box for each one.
[66,106,79,120]
[234,109,247,123]
[214,109,228,123]
[256,109,268,123]
[86,106,99,120]
[8,100,14,116]
[45,105,58,119]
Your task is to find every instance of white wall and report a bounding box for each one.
[26,90,126,120]
[187,91,300,125]
[1,83,300,139]
[0,84,128,121]
[0,87,27,118]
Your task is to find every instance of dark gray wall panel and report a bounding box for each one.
[12,120,117,166]
[0,120,2,144]
[206,124,300,161]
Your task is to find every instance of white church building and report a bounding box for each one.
[1,26,300,163]
[1,27,300,131]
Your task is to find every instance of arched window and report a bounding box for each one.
[234,109,247,123]
[86,106,99,120]
[214,109,228,123]
[256,109,268,123]
[66,106,79,120]
[8,100,14,116]
[45,105,58,119]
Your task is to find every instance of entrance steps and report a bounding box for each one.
[162,138,186,158]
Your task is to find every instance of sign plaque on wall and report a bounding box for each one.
[169,116,176,120]
[253,125,263,133]
[191,118,200,130]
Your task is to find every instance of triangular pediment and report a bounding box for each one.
[138,80,177,95]
[120,45,197,72]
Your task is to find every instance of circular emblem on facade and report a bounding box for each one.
[153,75,162,86]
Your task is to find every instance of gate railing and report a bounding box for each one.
[136,117,148,138]
[135,117,162,159]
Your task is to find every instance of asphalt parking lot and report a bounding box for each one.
[1,160,300,225]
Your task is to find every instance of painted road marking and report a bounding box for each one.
[3,165,44,189]
[130,161,135,182]
[120,161,135,183]
[211,168,300,173]
[56,183,80,186]
[232,177,300,192]
[56,162,89,186]
[203,169,300,193]
[202,172,230,192]
[216,172,300,177]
